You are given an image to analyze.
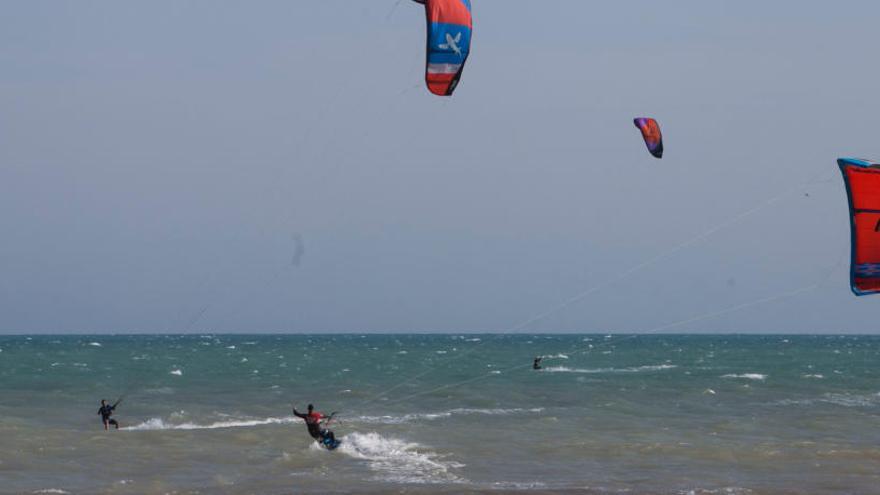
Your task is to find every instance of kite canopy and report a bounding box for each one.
[838,158,880,295]
[414,0,472,96]
[633,117,663,159]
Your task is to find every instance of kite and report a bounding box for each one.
[633,117,663,159]
[413,0,472,96]
[838,158,880,295]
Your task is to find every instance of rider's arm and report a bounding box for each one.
[292,408,307,419]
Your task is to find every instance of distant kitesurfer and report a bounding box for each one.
[293,404,337,445]
[98,399,120,430]
[533,357,543,370]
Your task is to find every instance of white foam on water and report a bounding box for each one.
[356,412,451,424]
[541,353,569,359]
[170,369,183,376]
[33,490,70,494]
[803,374,825,379]
[337,432,465,484]
[542,364,676,374]
[354,407,543,425]
[144,387,175,395]
[681,487,755,495]
[126,416,296,431]
[543,366,598,373]
[633,364,676,371]
[822,392,880,408]
[491,481,548,490]
[721,373,766,381]
[88,342,102,347]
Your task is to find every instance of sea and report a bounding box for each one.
[0,334,878,495]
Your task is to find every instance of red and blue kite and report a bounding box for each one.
[633,117,663,159]
[413,0,472,96]
[838,158,880,295]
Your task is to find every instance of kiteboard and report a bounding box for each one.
[319,435,341,451]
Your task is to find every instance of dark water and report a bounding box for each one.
[1,334,879,494]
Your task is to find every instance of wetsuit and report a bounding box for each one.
[293,408,335,443]
[533,357,543,370]
[98,404,119,429]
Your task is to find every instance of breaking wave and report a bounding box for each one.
[542,364,677,374]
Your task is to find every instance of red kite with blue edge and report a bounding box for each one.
[633,117,663,159]
[838,158,880,295]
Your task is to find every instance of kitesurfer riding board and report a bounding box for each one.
[98,398,121,430]
[293,404,340,450]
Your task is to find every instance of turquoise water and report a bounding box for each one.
[1,334,879,494]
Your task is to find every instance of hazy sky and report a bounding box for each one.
[2,1,879,334]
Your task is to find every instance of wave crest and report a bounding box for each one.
[127,416,294,431]
[721,373,767,381]
[354,407,543,425]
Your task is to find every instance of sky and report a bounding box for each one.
[1,1,879,334]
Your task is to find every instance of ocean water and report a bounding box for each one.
[1,334,879,495]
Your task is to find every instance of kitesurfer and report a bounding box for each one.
[533,357,543,370]
[293,404,336,444]
[98,399,120,430]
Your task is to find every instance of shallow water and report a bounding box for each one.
[1,334,879,494]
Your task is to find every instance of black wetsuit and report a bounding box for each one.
[98,404,119,429]
[533,358,543,370]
